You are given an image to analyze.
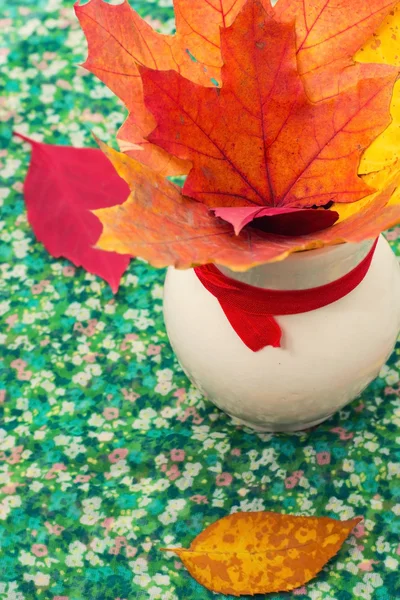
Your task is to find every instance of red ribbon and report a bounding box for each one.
[194,239,378,351]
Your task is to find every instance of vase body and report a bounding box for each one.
[163,235,400,432]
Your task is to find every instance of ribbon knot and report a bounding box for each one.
[194,239,378,351]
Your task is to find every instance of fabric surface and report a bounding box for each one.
[0,1,399,599]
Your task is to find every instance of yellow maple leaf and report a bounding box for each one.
[357,5,400,177]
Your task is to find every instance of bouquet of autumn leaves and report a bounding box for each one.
[76,0,400,271]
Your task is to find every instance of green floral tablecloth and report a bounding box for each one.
[1,1,400,599]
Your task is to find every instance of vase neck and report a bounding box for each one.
[217,239,376,291]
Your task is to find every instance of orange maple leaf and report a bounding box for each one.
[94,142,400,270]
[274,0,399,101]
[75,0,248,175]
[76,0,398,174]
[162,511,362,595]
[141,0,397,210]
[88,0,400,269]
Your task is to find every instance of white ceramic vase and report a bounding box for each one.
[163,235,400,432]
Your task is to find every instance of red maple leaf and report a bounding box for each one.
[141,0,396,213]
[15,133,131,292]
[76,0,398,171]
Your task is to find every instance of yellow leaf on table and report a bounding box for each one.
[162,511,361,596]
